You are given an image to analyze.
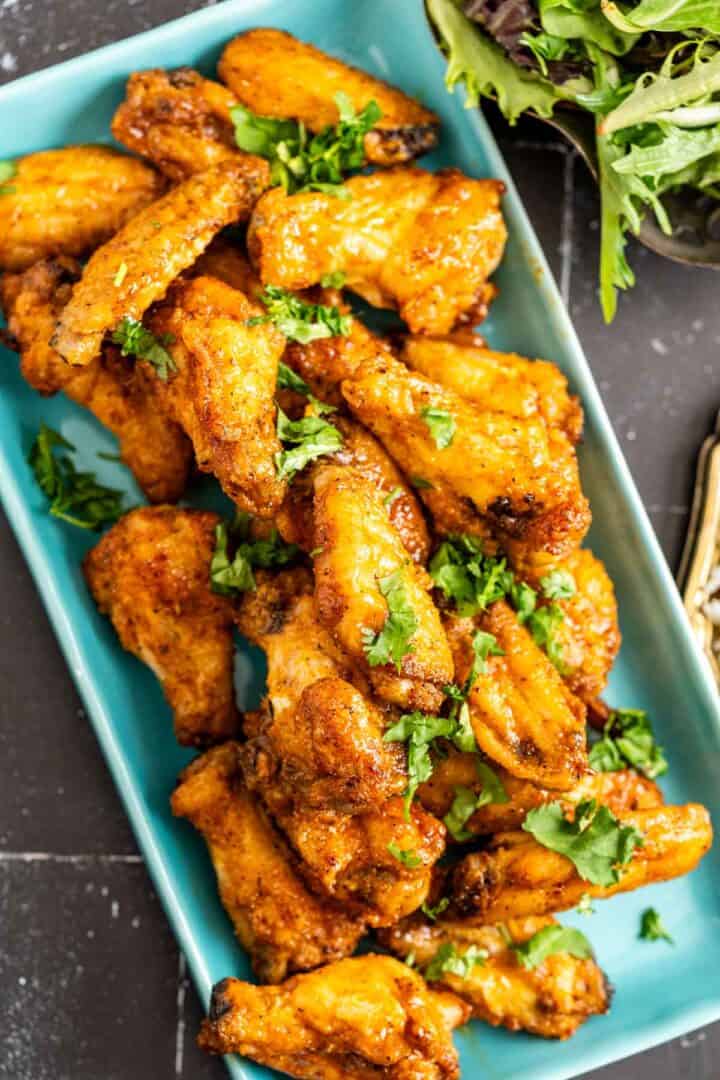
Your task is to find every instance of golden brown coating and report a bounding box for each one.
[248,167,507,335]
[1,257,191,503]
[199,955,469,1078]
[313,465,453,712]
[379,915,609,1040]
[145,275,286,515]
[52,159,269,368]
[83,507,239,746]
[444,604,588,791]
[342,354,591,564]
[417,748,663,834]
[400,332,583,443]
[188,235,261,295]
[171,744,365,983]
[218,28,440,167]
[448,803,712,924]
[0,145,164,272]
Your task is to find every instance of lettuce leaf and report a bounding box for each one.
[539,0,639,55]
[602,0,720,34]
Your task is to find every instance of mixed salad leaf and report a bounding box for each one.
[428,0,720,320]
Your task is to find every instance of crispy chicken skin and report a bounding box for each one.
[83,507,239,746]
[342,354,591,563]
[218,28,440,167]
[1,258,192,503]
[52,159,269,368]
[313,465,453,712]
[199,955,469,1078]
[171,744,365,982]
[248,167,507,335]
[145,275,286,515]
[400,332,583,443]
[417,748,663,834]
[188,236,261,295]
[0,145,163,272]
[379,915,609,1039]
[448,803,712,923]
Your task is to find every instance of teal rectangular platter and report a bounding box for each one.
[1,1,719,1077]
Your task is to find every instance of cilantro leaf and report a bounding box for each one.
[410,476,434,489]
[387,843,421,869]
[29,424,126,530]
[275,407,343,481]
[639,907,674,944]
[468,629,504,686]
[320,270,347,288]
[589,709,668,780]
[210,518,300,596]
[0,158,16,195]
[577,893,595,916]
[252,285,352,344]
[429,535,513,616]
[523,798,644,886]
[540,569,576,600]
[361,570,418,671]
[383,486,404,509]
[384,705,480,815]
[421,897,450,921]
[276,361,336,415]
[443,758,508,841]
[111,317,176,381]
[421,406,456,449]
[424,942,487,981]
[526,602,567,672]
[513,924,593,969]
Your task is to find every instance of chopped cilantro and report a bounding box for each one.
[429,535,513,617]
[361,570,418,672]
[589,709,668,780]
[525,602,567,672]
[468,629,504,687]
[576,893,595,917]
[29,424,125,530]
[383,486,404,509]
[275,408,343,481]
[410,476,434,489]
[540,569,577,600]
[384,706,479,816]
[210,516,300,596]
[421,897,450,921]
[421,406,456,449]
[0,158,16,195]
[513,924,593,969]
[113,262,128,288]
[320,270,347,288]
[639,907,673,944]
[276,361,336,415]
[250,285,352,344]
[387,843,421,869]
[443,759,508,841]
[424,942,487,981]
[111,317,176,381]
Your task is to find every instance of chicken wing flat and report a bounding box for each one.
[417,748,662,835]
[342,354,591,564]
[218,28,440,167]
[188,236,261,295]
[0,145,163,272]
[1,257,192,503]
[400,332,583,443]
[448,803,712,924]
[313,465,453,712]
[200,955,468,1078]
[52,159,269,368]
[171,743,365,982]
[144,274,286,515]
[248,167,506,335]
[444,604,587,790]
[84,507,239,746]
[379,915,609,1039]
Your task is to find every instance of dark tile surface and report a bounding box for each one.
[0,4,718,1080]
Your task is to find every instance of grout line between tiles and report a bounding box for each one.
[559,149,576,309]
[175,951,188,1077]
[0,851,143,863]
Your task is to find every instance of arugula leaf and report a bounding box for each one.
[523,798,644,886]
[421,406,456,449]
[251,285,352,344]
[639,906,674,943]
[0,158,16,195]
[424,942,487,981]
[29,424,126,530]
[111,317,176,380]
[361,570,418,671]
[589,708,668,779]
[387,843,421,868]
[275,408,343,481]
[540,568,576,600]
[209,517,300,596]
[513,924,594,969]
[320,270,347,288]
[422,897,450,920]
[276,361,336,415]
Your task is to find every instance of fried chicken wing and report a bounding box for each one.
[200,955,469,1078]
[52,159,269,368]
[248,167,506,335]
[144,275,286,515]
[444,603,587,790]
[188,236,261,295]
[342,354,591,563]
[218,28,440,167]
[400,332,583,443]
[313,465,452,712]
[83,507,239,746]
[171,744,365,982]
[1,257,191,503]
[0,145,163,272]
[379,915,610,1039]
[448,803,712,923]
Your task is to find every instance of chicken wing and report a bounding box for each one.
[379,915,609,1040]
[199,955,469,1078]
[400,332,583,443]
[248,167,506,335]
[0,145,163,272]
[313,465,453,712]
[444,603,587,790]
[83,507,239,746]
[342,354,591,564]
[144,274,286,515]
[52,159,269,368]
[1,257,192,503]
[188,236,261,295]
[448,803,712,923]
[218,28,439,167]
[171,743,365,982]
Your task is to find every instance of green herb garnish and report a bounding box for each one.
[361,570,418,671]
[29,424,125,530]
[425,942,487,981]
[276,361,336,415]
[320,270,347,288]
[111,317,176,381]
[443,758,508,841]
[384,706,480,815]
[0,158,16,195]
[523,798,644,886]
[210,515,300,596]
[513,924,594,969]
[589,708,668,779]
[251,285,352,344]
[387,843,422,868]
[421,897,451,921]
[383,486,404,509]
[577,893,595,917]
[421,406,456,449]
[540,569,577,600]
[275,407,343,481]
[639,907,674,944]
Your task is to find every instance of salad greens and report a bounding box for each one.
[428,0,720,320]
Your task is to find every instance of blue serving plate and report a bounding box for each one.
[1,2,719,1077]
